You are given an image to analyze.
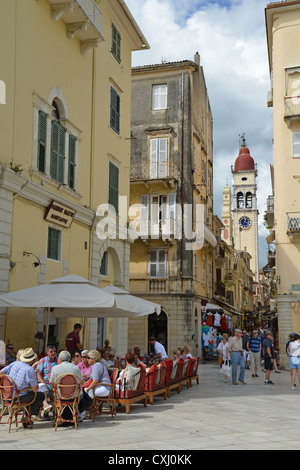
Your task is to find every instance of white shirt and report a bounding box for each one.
[217,341,230,360]
[289,340,300,357]
[154,341,168,360]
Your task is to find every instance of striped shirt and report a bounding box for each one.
[247,336,261,353]
[2,361,38,397]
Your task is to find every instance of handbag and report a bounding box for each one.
[220,360,231,377]
[217,355,223,365]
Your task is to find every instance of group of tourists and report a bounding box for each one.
[217,328,280,385]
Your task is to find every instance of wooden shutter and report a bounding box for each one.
[140,194,149,238]
[68,134,76,190]
[50,120,65,183]
[47,227,60,260]
[109,162,119,214]
[158,138,167,177]
[111,24,121,63]
[110,87,120,134]
[150,139,158,178]
[166,192,176,236]
[38,111,47,173]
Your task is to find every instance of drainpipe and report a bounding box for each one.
[180,73,184,286]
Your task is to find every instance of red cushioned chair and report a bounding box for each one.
[52,373,81,430]
[145,363,167,405]
[0,374,37,433]
[180,359,190,389]
[114,363,147,414]
[166,360,182,397]
[187,357,199,387]
[90,368,119,422]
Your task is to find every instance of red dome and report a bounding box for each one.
[234,146,255,172]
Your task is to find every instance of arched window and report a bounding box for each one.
[237,192,244,209]
[246,192,252,209]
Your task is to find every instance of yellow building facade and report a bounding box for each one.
[0,0,148,354]
[266,0,300,367]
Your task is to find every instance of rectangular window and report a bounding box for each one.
[111,24,121,63]
[38,111,47,174]
[50,120,66,183]
[110,87,120,134]
[68,134,76,190]
[100,251,109,276]
[152,84,167,110]
[47,227,61,261]
[149,249,167,278]
[108,161,119,214]
[293,132,300,158]
[150,138,168,178]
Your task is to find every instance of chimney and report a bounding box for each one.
[194,52,200,65]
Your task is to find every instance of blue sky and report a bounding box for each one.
[126,0,272,267]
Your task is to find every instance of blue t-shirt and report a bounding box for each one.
[247,336,261,353]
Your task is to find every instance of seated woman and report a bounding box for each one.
[71,350,81,366]
[84,349,111,399]
[77,350,92,382]
[115,350,141,391]
[183,345,193,358]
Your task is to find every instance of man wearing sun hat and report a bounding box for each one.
[0,347,44,418]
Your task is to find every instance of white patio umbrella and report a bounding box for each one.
[102,284,161,316]
[0,274,161,347]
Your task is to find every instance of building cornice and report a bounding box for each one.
[0,167,95,227]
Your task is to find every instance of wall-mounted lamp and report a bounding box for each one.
[23,251,41,268]
[9,260,16,268]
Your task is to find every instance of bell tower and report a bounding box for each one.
[232,137,259,282]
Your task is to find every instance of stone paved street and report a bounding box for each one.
[0,363,299,451]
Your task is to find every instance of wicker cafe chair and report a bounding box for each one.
[0,374,36,432]
[90,368,118,422]
[52,373,82,431]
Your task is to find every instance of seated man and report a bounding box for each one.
[149,337,168,362]
[36,345,58,412]
[133,347,143,361]
[99,348,111,370]
[0,348,44,423]
[50,350,92,422]
[5,344,16,364]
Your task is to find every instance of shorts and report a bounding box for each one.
[264,356,273,371]
[289,357,300,369]
[250,351,260,368]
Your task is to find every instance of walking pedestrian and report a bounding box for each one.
[217,334,230,383]
[287,334,300,390]
[247,330,261,378]
[242,331,250,369]
[263,331,275,385]
[228,329,246,385]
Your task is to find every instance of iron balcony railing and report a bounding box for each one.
[287,213,300,232]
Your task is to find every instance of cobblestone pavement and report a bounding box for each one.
[0,363,299,450]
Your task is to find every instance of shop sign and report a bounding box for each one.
[45,201,76,228]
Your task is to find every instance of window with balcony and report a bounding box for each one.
[150,137,168,178]
[140,193,176,238]
[152,84,167,110]
[149,249,167,278]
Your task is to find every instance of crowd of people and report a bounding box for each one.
[0,322,196,426]
[216,328,300,388]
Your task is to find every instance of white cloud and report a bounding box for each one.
[127,0,273,267]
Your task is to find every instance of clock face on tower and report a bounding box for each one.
[239,216,251,229]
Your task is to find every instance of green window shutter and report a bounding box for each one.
[108,162,119,214]
[111,24,121,63]
[47,227,60,260]
[38,111,47,173]
[68,134,76,190]
[110,87,120,134]
[50,120,65,183]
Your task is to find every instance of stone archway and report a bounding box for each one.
[148,310,168,355]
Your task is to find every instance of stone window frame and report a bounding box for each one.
[32,90,81,193]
